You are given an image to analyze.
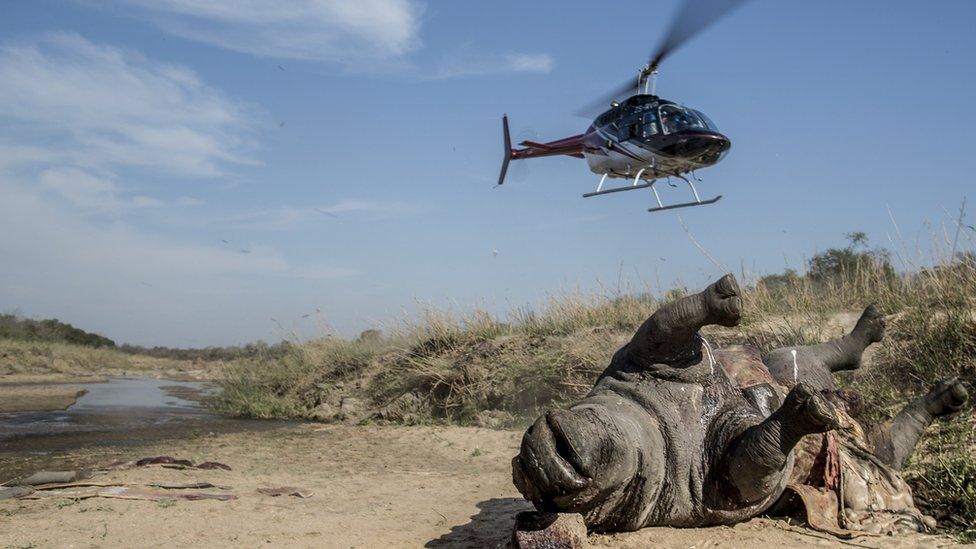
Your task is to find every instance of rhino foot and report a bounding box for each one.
[924,378,969,417]
[701,274,742,328]
[723,383,839,506]
[851,304,886,345]
[781,382,840,435]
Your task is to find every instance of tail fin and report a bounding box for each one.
[498,114,513,186]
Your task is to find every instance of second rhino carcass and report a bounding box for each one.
[512,274,968,535]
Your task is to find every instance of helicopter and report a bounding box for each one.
[497,0,748,213]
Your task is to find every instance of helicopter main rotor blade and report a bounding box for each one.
[575,79,637,118]
[648,0,752,71]
[575,0,752,119]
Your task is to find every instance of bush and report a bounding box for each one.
[0,313,116,348]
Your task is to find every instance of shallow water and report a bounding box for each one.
[0,377,289,477]
[0,377,216,440]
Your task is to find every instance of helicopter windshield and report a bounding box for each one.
[659,104,708,134]
[692,109,719,131]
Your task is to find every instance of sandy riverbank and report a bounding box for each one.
[0,424,958,548]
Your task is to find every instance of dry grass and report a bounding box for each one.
[216,254,976,538]
[0,339,184,377]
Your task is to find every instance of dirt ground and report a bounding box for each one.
[0,424,962,548]
[0,385,88,412]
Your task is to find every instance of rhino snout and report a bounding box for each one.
[513,408,607,506]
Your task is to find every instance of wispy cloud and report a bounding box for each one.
[0,33,355,345]
[0,33,260,179]
[95,1,551,79]
[106,0,424,64]
[38,167,164,213]
[434,51,554,79]
[316,199,424,216]
[223,200,426,231]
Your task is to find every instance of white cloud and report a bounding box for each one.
[503,53,555,73]
[221,200,425,231]
[94,1,551,79]
[107,0,424,63]
[0,175,357,343]
[0,34,355,345]
[316,199,423,216]
[38,167,163,213]
[0,33,259,179]
[178,196,206,206]
[434,51,554,79]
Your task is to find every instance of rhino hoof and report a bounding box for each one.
[926,378,969,417]
[703,274,742,327]
[783,383,839,434]
[853,304,886,344]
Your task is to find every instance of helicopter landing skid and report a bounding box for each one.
[648,195,722,212]
[582,169,656,198]
[583,171,722,213]
[648,175,721,212]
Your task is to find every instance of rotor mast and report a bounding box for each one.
[637,64,659,96]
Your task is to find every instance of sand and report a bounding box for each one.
[0,423,959,548]
[0,385,88,412]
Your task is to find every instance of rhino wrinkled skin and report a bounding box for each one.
[512,274,969,534]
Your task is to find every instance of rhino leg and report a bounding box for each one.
[763,304,885,390]
[628,274,742,367]
[870,378,969,470]
[721,383,839,505]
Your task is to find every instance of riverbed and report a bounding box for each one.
[0,377,289,480]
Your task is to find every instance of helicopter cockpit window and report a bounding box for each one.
[692,109,719,131]
[640,111,659,138]
[659,105,707,134]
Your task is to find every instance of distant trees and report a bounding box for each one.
[118,340,293,362]
[356,329,383,344]
[756,268,801,291]
[0,314,116,348]
[757,232,896,290]
[0,312,292,361]
[806,232,894,282]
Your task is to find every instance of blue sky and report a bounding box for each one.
[1,1,974,347]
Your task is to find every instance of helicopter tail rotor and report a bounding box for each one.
[498,114,514,186]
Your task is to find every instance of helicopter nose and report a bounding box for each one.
[671,131,730,165]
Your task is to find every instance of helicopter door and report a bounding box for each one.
[617,113,640,140]
[640,111,660,138]
[609,117,632,141]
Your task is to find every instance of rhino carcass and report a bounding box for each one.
[512,274,967,535]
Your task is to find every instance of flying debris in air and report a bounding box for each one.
[239,249,252,254]
[315,208,339,218]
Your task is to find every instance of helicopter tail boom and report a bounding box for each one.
[498,115,586,186]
